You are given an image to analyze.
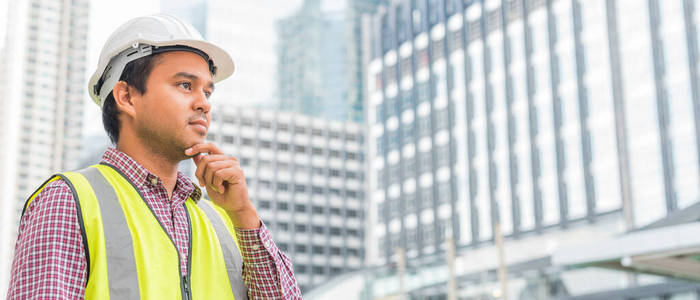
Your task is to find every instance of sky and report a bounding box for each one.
[83,0,303,138]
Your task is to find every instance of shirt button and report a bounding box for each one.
[150,178,158,185]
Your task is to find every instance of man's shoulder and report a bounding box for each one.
[24,176,76,214]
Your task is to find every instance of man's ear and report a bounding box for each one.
[112,81,138,119]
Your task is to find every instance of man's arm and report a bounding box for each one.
[187,143,302,298]
[7,180,87,300]
[235,223,303,299]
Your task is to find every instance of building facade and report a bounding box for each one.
[277,0,350,121]
[0,0,89,296]
[160,0,208,37]
[360,0,700,298]
[207,106,366,292]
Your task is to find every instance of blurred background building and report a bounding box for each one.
[0,0,90,294]
[3,0,700,298]
[207,106,366,293]
[276,0,384,121]
[309,0,700,298]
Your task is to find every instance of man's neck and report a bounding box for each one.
[116,141,180,198]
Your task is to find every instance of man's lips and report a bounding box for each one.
[189,120,209,132]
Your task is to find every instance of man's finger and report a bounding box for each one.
[204,160,235,191]
[193,154,229,185]
[185,142,223,156]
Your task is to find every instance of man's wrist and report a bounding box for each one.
[226,206,261,229]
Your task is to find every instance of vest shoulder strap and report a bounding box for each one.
[195,200,248,300]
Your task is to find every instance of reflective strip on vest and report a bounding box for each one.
[197,200,248,300]
[81,167,140,299]
[24,165,246,299]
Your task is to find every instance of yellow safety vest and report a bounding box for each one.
[24,163,248,300]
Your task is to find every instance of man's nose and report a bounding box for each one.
[193,91,211,112]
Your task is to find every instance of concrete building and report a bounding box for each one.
[207,106,366,292]
[0,0,89,296]
[310,0,700,298]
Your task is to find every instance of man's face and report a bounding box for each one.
[133,51,214,161]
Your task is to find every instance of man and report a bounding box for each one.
[8,14,301,299]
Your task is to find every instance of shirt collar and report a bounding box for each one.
[101,148,202,202]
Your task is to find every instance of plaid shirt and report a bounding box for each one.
[8,148,301,299]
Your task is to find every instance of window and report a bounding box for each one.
[312,147,323,155]
[277,123,289,132]
[420,151,432,171]
[313,266,325,275]
[295,244,307,253]
[330,208,341,215]
[312,245,324,254]
[348,229,359,237]
[421,188,434,208]
[428,0,441,26]
[347,152,357,160]
[295,224,307,232]
[418,116,431,136]
[312,186,324,194]
[279,222,289,231]
[277,182,289,191]
[436,145,450,167]
[329,131,340,139]
[314,167,325,175]
[259,200,271,209]
[223,135,234,144]
[242,138,253,146]
[435,109,449,131]
[412,0,424,32]
[347,190,358,198]
[277,143,289,151]
[312,128,323,136]
[313,226,324,233]
[260,121,271,129]
[295,204,307,212]
[331,247,341,255]
[346,171,357,179]
[330,150,341,158]
[330,169,341,177]
[330,227,341,235]
[279,243,289,251]
[312,206,324,214]
[278,202,289,211]
[347,209,358,218]
[402,126,415,144]
[224,116,236,124]
[295,126,307,134]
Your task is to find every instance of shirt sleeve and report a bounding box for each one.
[235,222,302,299]
[7,179,88,300]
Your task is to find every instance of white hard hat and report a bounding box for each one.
[87,14,234,108]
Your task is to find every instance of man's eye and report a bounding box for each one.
[178,82,191,90]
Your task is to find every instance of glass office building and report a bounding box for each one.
[358,0,700,298]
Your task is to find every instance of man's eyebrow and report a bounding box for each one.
[173,72,215,91]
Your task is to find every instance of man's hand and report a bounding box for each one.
[185,143,261,229]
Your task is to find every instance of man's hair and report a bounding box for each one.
[102,53,164,144]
